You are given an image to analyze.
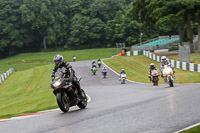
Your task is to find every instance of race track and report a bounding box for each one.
[0,60,200,133]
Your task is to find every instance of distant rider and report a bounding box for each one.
[97,58,101,62]
[51,54,82,102]
[119,69,126,80]
[148,63,158,81]
[102,66,107,72]
[160,56,175,77]
[92,60,97,68]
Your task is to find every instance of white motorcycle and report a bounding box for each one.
[120,73,126,84]
[162,65,174,87]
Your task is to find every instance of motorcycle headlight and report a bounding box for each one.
[53,80,61,87]
[165,68,171,74]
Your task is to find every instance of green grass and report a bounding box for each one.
[0,48,117,119]
[0,64,57,119]
[0,48,117,72]
[181,125,200,133]
[103,56,200,84]
[167,53,200,64]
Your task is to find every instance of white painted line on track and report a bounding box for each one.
[174,122,200,133]
[102,61,146,85]
[0,94,91,123]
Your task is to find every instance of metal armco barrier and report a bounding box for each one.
[0,68,16,84]
[125,50,200,73]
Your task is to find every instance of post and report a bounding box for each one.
[140,33,143,45]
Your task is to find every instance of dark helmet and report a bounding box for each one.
[53,54,64,67]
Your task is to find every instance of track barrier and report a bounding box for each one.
[0,68,16,84]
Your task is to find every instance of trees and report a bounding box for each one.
[0,0,28,56]
[20,0,68,49]
[129,0,200,53]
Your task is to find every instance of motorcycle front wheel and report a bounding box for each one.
[77,89,87,109]
[56,92,70,112]
[168,76,174,87]
[153,76,158,86]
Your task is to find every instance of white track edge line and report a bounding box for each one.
[174,122,200,133]
[0,94,91,122]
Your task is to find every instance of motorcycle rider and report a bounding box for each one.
[51,54,82,103]
[97,58,101,62]
[92,60,97,68]
[102,66,107,72]
[148,63,158,81]
[160,56,175,78]
[119,69,126,80]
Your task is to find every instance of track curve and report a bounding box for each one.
[0,60,200,133]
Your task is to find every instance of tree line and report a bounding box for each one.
[0,0,188,57]
[129,0,200,53]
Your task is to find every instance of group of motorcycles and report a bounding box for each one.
[92,60,127,84]
[150,65,175,87]
[50,58,174,113]
[91,60,108,78]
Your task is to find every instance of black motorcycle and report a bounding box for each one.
[51,71,87,112]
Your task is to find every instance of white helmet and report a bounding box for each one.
[122,69,125,71]
[161,56,167,60]
[53,54,64,67]
[150,63,154,67]
[103,66,106,68]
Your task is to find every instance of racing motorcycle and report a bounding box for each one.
[162,65,174,87]
[92,67,97,75]
[102,69,107,78]
[150,70,159,86]
[97,61,102,68]
[120,73,126,84]
[51,71,87,112]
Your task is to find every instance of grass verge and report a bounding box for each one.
[166,53,200,64]
[103,56,200,84]
[0,48,117,72]
[0,64,57,119]
[180,125,200,133]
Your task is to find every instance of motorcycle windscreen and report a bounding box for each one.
[55,71,64,79]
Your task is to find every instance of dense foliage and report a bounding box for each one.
[0,0,178,57]
[128,0,200,53]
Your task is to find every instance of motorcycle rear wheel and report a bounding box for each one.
[56,92,70,112]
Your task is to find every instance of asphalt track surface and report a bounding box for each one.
[0,60,200,133]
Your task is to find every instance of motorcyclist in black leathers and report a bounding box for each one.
[51,54,82,103]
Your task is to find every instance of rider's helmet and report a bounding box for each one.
[150,63,155,69]
[122,69,125,72]
[103,66,106,69]
[53,54,64,67]
[161,56,167,63]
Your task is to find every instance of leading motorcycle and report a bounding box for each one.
[51,71,87,112]
[162,65,174,87]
